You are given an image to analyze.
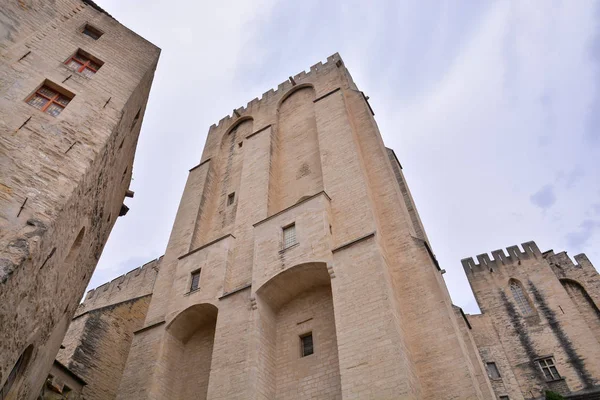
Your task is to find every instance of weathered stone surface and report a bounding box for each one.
[0,2,159,398]
[464,242,600,399]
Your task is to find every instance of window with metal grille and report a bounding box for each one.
[486,362,501,379]
[65,50,103,77]
[227,193,235,206]
[538,357,561,381]
[510,280,534,316]
[190,270,200,292]
[283,224,297,249]
[82,24,103,40]
[26,82,74,117]
[300,333,313,357]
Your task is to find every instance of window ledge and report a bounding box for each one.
[183,288,201,297]
[279,243,299,253]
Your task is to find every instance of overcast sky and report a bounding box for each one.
[90,0,600,313]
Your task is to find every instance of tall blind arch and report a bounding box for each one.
[510,280,534,316]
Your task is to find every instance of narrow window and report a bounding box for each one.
[82,24,103,40]
[26,82,74,117]
[300,332,313,357]
[486,362,501,379]
[190,270,200,292]
[1,346,32,399]
[499,396,510,400]
[130,109,141,131]
[227,193,235,206]
[283,223,297,249]
[537,357,561,381]
[65,50,103,77]
[510,280,534,316]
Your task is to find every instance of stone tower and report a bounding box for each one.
[0,1,159,399]
[464,242,600,399]
[117,53,495,399]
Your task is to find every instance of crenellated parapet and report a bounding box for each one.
[77,256,162,316]
[206,53,345,133]
[461,241,543,274]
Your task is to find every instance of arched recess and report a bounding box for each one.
[191,118,253,248]
[268,86,323,215]
[0,345,33,400]
[561,279,600,341]
[162,304,218,400]
[255,262,341,399]
[508,279,535,316]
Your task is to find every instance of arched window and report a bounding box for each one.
[1,345,33,399]
[509,280,534,316]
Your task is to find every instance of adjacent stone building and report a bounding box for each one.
[0,1,159,399]
[464,242,600,399]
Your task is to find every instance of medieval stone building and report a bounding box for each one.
[2,2,600,399]
[464,242,600,399]
[0,1,159,399]
[109,53,497,399]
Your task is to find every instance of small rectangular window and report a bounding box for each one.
[499,396,509,400]
[537,357,561,381]
[82,24,103,40]
[65,49,103,77]
[26,81,74,117]
[300,333,313,357]
[227,193,235,206]
[486,362,501,379]
[190,270,200,292]
[283,223,297,249]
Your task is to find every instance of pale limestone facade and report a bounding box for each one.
[115,53,496,400]
[464,242,600,399]
[0,1,159,399]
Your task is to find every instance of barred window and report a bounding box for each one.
[510,280,534,316]
[283,223,297,249]
[486,362,501,379]
[190,270,200,292]
[26,83,73,117]
[537,357,561,381]
[300,333,313,357]
[65,50,103,77]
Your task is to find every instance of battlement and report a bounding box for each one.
[208,53,344,132]
[545,250,595,272]
[461,241,543,273]
[77,257,161,316]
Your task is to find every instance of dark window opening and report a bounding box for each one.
[499,396,509,400]
[486,362,501,379]
[190,270,200,292]
[82,24,103,40]
[65,49,103,77]
[227,193,235,206]
[130,108,141,131]
[300,332,313,357]
[26,81,74,117]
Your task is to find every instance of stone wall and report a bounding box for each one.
[117,53,495,400]
[464,242,600,399]
[0,1,159,398]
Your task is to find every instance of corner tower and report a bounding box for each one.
[0,2,159,399]
[118,54,494,399]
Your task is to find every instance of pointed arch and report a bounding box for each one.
[0,345,33,400]
[161,303,219,399]
[509,279,534,316]
[255,262,341,399]
[560,279,600,341]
